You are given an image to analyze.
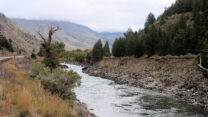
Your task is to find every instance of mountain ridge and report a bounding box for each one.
[11,18,122,50]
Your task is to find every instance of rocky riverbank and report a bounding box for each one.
[83,56,208,109]
[74,100,96,117]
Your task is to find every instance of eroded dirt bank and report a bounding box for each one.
[83,56,208,109]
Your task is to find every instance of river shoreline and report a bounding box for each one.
[61,62,96,117]
[74,100,96,117]
[81,57,208,110]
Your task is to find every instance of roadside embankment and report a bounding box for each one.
[0,56,24,63]
[83,56,208,109]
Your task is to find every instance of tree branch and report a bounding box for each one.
[48,24,60,44]
[37,31,46,43]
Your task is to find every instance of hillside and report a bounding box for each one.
[112,0,208,58]
[0,13,40,54]
[11,19,121,50]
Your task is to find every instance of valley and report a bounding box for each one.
[1,0,208,117]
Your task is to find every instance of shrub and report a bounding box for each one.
[29,62,45,78]
[30,63,81,100]
[74,53,85,63]
[42,58,59,71]
[38,69,81,100]
[0,34,13,52]
[31,53,36,59]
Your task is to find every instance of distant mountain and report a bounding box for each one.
[11,19,121,50]
[0,13,40,54]
[100,32,123,45]
[100,32,123,36]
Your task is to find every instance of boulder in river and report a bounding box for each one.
[82,67,88,71]
[109,82,116,85]
[60,65,68,69]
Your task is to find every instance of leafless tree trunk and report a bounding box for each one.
[37,24,60,58]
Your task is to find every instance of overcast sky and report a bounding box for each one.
[0,0,175,32]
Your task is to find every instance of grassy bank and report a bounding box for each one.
[0,58,92,117]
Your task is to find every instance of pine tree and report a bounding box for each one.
[144,13,156,28]
[124,28,136,56]
[135,37,144,58]
[103,41,111,57]
[92,40,103,62]
[112,39,119,57]
[112,38,126,57]
[145,25,159,57]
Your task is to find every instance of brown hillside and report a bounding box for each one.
[0,13,40,54]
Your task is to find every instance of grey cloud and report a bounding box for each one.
[0,0,175,32]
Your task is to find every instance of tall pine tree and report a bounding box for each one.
[103,41,111,57]
[92,40,103,62]
[144,13,156,29]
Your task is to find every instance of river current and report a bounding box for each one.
[64,64,208,117]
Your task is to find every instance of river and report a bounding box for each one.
[64,64,208,117]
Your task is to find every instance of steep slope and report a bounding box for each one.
[0,13,40,54]
[112,0,208,58]
[11,19,120,50]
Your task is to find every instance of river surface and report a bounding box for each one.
[64,64,208,117]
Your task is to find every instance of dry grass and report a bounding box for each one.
[0,52,13,57]
[0,83,14,116]
[0,59,78,117]
[0,64,15,80]
[99,57,122,68]
[13,57,31,70]
[102,56,196,70]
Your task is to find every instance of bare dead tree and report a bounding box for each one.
[37,24,60,58]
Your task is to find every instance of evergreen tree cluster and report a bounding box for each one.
[92,40,111,62]
[112,0,208,58]
[0,33,13,52]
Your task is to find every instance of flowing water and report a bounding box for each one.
[64,64,208,117]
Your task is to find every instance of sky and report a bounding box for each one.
[0,0,176,32]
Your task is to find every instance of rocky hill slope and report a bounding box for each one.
[0,13,40,54]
